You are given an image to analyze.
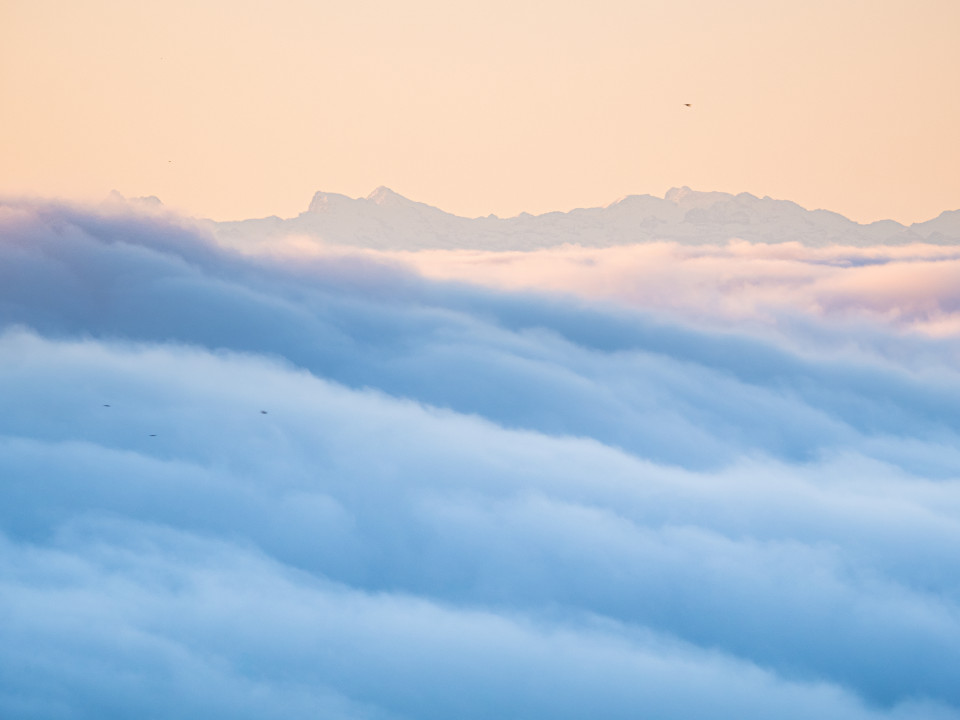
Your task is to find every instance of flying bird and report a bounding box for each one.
[103,404,111,407]
[260,410,268,414]
[683,103,692,108]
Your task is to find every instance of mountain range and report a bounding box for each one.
[207,186,960,251]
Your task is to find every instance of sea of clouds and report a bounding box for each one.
[2,200,959,719]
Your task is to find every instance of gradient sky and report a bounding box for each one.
[2,0,958,222]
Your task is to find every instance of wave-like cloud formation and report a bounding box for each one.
[263,241,960,341]
[2,201,960,719]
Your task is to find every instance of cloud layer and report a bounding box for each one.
[2,201,960,719]
[309,242,960,340]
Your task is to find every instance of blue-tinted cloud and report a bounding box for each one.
[1,201,960,718]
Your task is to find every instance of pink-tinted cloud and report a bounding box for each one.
[324,242,960,337]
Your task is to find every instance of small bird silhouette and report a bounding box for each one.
[149,434,157,437]
[103,404,111,407]
[260,410,268,414]
[683,103,692,108]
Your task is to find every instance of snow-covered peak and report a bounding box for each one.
[665,186,738,209]
[306,190,355,213]
[366,186,410,206]
[104,190,163,207]
[308,187,428,215]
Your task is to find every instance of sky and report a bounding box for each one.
[2,200,960,718]
[2,0,959,222]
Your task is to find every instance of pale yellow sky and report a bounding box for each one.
[1,0,958,223]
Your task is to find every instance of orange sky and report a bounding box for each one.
[1,0,958,223]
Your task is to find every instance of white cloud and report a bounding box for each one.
[2,201,960,717]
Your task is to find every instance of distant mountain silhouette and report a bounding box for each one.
[209,187,960,251]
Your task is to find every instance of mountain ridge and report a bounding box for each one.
[208,187,960,251]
